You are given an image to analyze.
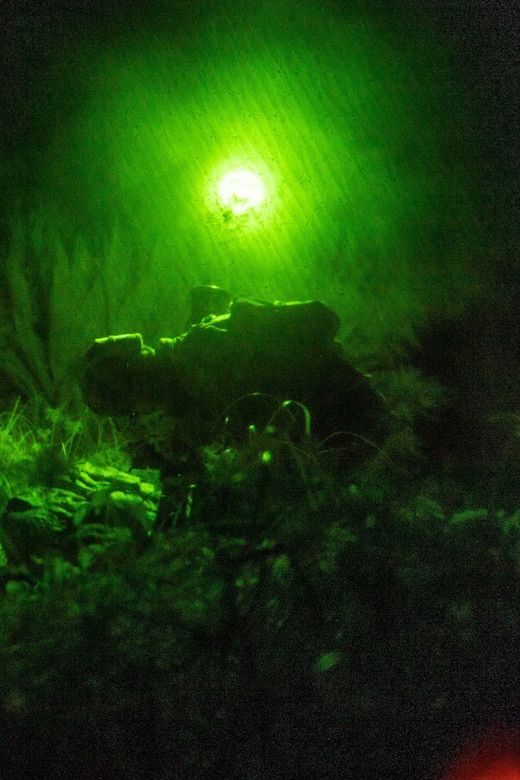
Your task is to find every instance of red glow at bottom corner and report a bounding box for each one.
[443,728,520,780]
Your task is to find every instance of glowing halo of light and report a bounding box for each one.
[216,168,266,216]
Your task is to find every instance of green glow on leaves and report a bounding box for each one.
[315,651,341,673]
[217,168,266,216]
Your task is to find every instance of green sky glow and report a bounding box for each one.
[36,0,485,354]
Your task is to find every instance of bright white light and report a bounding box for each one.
[217,168,266,216]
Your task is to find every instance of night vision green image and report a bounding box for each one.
[0,0,518,778]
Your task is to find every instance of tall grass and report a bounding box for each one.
[0,396,131,507]
[0,207,188,409]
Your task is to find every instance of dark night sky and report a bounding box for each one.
[1,0,517,166]
[0,0,517,304]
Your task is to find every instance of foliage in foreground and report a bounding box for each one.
[0,397,519,777]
